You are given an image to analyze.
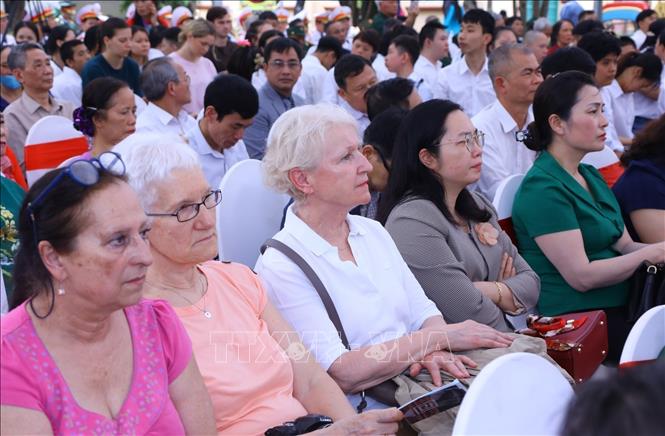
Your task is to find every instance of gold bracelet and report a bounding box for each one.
[494,281,503,306]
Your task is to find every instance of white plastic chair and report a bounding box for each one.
[24,115,88,186]
[620,305,665,367]
[216,159,291,268]
[452,352,573,436]
[492,173,525,220]
[581,144,620,169]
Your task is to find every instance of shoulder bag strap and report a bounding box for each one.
[260,238,369,412]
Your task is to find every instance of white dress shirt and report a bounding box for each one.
[251,68,267,91]
[340,98,370,139]
[186,121,249,190]
[408,70,433,102]
[630,29,647,50]
[255,206,441,409]
[135,102,197,141]
[50,59,63,77]
[372,53,395,82]
[293,55,329,105]
[603,79,635,141]
[633,67,665,120]
[319,67,340,104]
[600,84,625,153]
[414,56,441,92]
[434,56,496,118]
[51,66,83,107]
[472,100,536,200]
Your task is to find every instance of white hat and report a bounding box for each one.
[158,5,172,22]
[171,6,192,28]
[76,2,101,26]
[289,10,306,24]
[274,7,290,23]
[329,6,350,23]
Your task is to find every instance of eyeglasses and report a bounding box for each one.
[436,130,485,153]
[27,151,126,243]
[267,60,301,70]
[146,190,222,223]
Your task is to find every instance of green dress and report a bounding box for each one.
[512,151,629,315]
[1,176,25,302]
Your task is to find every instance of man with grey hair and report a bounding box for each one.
[135,57,197,141]
[472,43,543,200]
[4,43,75,167]
[533,17,552,37]
[524,30,549,63]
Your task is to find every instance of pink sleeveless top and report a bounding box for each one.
[1,299,191,435]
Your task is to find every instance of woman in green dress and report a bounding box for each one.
[512,71,665,362]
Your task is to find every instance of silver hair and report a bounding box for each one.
[112,133,202,210]
[533,17,551,33]
[7,42,43,70]
[262,103,359,201]
[488,43,535,83]
[524,30,546,45]
[140,57,180,102]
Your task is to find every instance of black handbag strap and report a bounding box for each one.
[260,239,351,349]
[261,238,370,412]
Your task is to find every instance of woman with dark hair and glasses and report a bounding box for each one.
[0,153,216,434]
[116,134,404,434]
[378,100,539,332]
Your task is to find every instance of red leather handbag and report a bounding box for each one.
[539,310,609,383]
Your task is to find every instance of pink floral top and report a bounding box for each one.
[1,299,192,435]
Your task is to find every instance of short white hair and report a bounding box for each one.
[533,17,551,33]
[263,104,359,200]
[113,133,202,209]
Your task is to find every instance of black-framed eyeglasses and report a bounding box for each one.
[27,151,126,243]
[435,129,485,153]
[146,190,222,223]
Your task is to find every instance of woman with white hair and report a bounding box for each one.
[115,133,403,435]
[255,104,514,412]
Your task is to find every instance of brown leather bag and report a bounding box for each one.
[543,310,609,383]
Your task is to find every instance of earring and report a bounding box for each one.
[57,286,65,296]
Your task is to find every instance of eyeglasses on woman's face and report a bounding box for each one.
[146,189,222,223]
[436,129,485,153]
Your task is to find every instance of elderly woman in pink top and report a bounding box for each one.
[169,19,218,116]
[0,153,216,434]
[116,133,403,435]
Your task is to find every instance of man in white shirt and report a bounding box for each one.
[335,54,378,138]
[384,35,433,101]
[294,36,343,104]
[415,21,448,91]
[472,44,543,200]
[135,57,197,141]
[51,39,90,108]
[187,74,257,189]
[434,9,497,117]
[631,9,657,51]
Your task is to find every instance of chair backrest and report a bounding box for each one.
[492,174,525,220]
[216,159,291,268]
[620,305,665,368]
[452,352,573,436]
[581,145,624,187]
[24,115,88,186]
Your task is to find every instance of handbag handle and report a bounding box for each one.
[260,238,369,412]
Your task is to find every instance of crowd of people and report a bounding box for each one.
[1,0,664,434]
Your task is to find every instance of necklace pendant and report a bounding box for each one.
[204,311,212,319]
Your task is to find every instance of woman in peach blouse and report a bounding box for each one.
[117,134,402,435]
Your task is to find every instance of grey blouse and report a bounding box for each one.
[384,193,540,332]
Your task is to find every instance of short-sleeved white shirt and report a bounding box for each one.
[433,56,496,118]
[603,79,635,140]
[472,100,536,200]
[255,206,441,408]
[414,56,441,92]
